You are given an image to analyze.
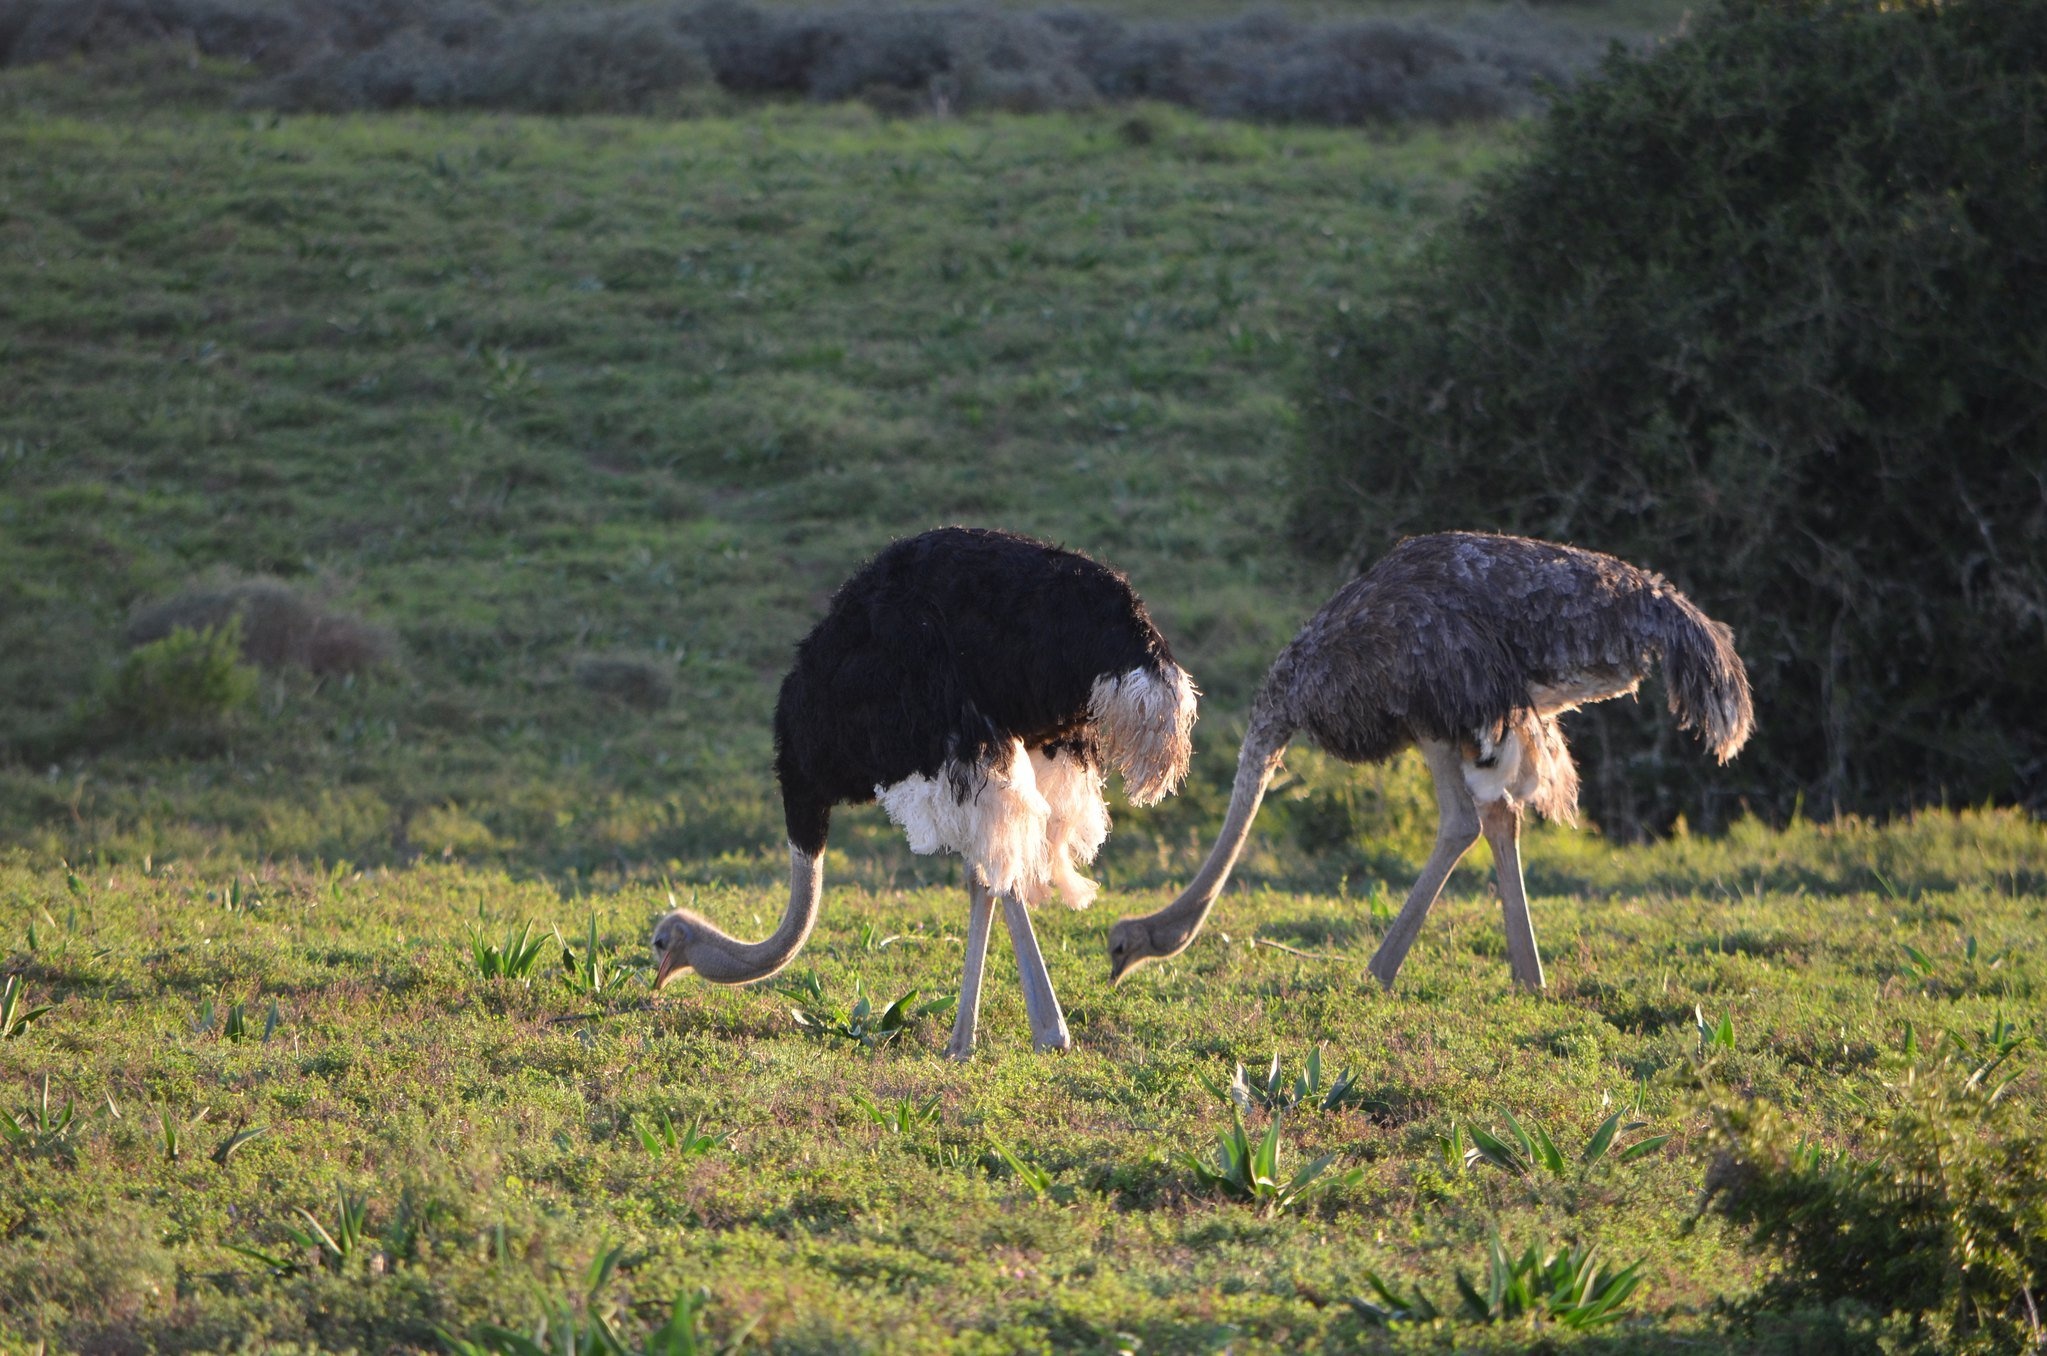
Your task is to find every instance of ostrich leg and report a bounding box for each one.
[1367,739,1483,989]
[999,893,1071,1053]
[1479,799,1544,991]
[945,874,998,1061]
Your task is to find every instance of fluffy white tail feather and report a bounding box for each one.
[1089,665,1198,806]
[877,742,1110,908]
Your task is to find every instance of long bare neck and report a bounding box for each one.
[689,843,824,984]
[1139,727,1288,956]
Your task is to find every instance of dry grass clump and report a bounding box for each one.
[125,578,392,677]
[0,0,1597,124]
[572,653,675,712]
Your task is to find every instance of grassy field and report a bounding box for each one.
[2,45,2044,1356]
[0,815,2040,1352]
[0,76,1503,879]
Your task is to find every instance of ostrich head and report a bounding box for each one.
[1106,914,1169,986]
[648,846,827,989]
[650,908,707,989]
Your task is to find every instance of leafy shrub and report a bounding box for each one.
[1296,0,2047,832]
[72,620,259,749]
[1692,1025,2047,1352]
[0,0,1600,124]
[126,578,390,677]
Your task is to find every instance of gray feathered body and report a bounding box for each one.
[1252,532,1753,822]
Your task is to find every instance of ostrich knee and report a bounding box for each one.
[946,876,998,1062]
[1368,740,1481,989]
[1478,799,1543,991]
[1000,893,1071,1053]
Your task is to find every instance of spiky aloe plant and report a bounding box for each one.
[1181,1108,1361,1215]
[469,921,551,983]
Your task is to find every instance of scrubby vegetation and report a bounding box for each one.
[1693,1026,2047,1352]
[126,576,393,676]
[1297,0,2047,835]
[0,0,1611,122]
[65,621,261,754]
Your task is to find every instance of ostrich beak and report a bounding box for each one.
[654,951,685,990]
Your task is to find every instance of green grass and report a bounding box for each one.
[0,93,1497,882]
[1,59,2043,1356]
[0,817,2040,1350]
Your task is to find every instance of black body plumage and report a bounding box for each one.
[773,527,1183,853]
[1256,532,1752,773]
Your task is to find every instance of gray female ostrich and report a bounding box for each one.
[1107,532,1752,991]
[651,527,1198,1059]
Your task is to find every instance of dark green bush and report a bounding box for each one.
[1296,0,2047,831]
[1692,1030,2047,1352]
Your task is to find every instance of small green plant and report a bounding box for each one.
[236,1186,372,1275]
[1696,1005,1735,1051]
[558,917,642,1002]
[1353,1229,1645,1331]
[23,906,77,960]
[1199,1045,1362,1115]
[0,1076,78,1155]
[211,1121,269,1167]
[156,1104,207,1161]
[1181,1108,1362,1215]
[1897,937,2019,998]
[987,1135,1077,1204]
[470,921,551,984]
[1952,1009,2027,1098]
[851,1091,940,1136]
[291,1186,372,1272]
[211,875,261,912]
[780,973,954,1051]
[0,975,53,1039]
[1455,1228,1647,1328]
[634,1109,722,1159]
[1348,1270,1443,1327]
[197,996,257,1041]
[442,1242,752,1356]
[1460,1108,1670,1178]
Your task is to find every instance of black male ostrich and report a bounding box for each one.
[1107,532,1752,991]
[652,527,1198,1058]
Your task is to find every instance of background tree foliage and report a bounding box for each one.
[1296,0,2047,834]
